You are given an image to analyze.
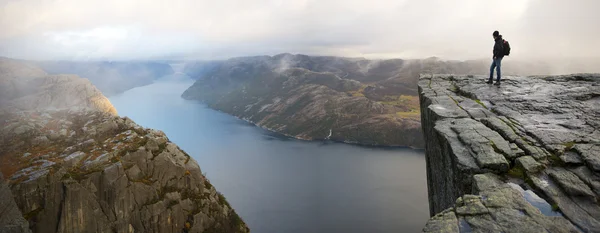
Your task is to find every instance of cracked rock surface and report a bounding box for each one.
[0,173,31,233]
[1,111,248,233]
[0,58,248,233]
[419,74,600,232]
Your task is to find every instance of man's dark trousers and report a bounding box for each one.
[489,57,503,83]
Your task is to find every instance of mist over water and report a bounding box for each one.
[109,73,428,233]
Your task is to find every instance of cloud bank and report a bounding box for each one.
[1,0,598,60]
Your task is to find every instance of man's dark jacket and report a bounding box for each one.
[493,35,504,59]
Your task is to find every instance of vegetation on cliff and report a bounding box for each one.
[182,54,431,147]
[0,58,248,233]
[0,110,249,233]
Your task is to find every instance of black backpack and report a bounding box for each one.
[503,39,511,56]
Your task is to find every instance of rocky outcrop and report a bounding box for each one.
[0,174,31,233]
[419,74,600,232]
[423,173,580,232]
[1,111,248,233]
[0,58,248,233]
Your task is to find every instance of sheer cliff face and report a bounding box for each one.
[419,74,600,232]
[0,59,248,233]
[182,54,425,147]
[0,173,31,233]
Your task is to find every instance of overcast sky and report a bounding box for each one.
[1,0,598,60]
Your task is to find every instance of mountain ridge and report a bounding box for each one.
[181,53,425,147]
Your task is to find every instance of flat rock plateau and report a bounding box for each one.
[419,74,600,232]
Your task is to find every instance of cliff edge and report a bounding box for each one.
[0,58,248,233]
[0,173,31,233]
[419,74,600,232]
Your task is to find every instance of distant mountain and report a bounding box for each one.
[181,54,600,147]
[183,60,225,79]
[34,61,174,96]
[0,57,116,114]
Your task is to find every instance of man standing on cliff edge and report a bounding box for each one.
[487,30,505,85]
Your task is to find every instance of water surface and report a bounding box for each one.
[109,73,429,233]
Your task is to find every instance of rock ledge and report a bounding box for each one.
[419,74,600,232]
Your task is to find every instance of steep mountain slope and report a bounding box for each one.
[0,58,248,233]
[182,54,424,147]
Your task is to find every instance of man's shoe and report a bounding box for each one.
[493,82,501,86]
[486,80,493,84]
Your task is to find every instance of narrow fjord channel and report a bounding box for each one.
[109,72,428,233]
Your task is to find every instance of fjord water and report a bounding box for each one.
[109,73,428,233]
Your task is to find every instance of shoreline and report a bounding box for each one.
[190,100,424,150]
